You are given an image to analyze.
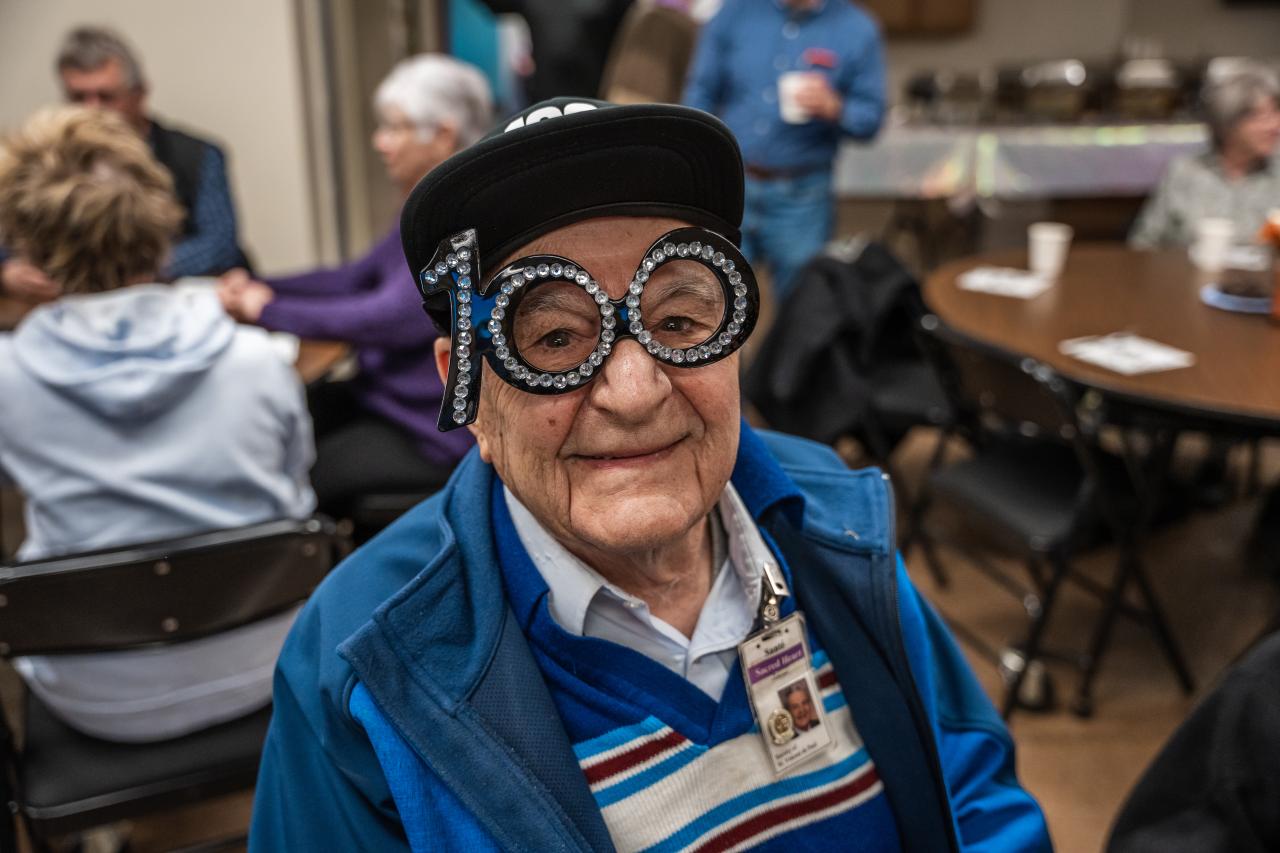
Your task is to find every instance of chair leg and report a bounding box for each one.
[1073,550,1135,718]
[1002,553,1068,719]
[1245,438,1262,498]
[1022,554,1048,596]
[1129,562,1196,694]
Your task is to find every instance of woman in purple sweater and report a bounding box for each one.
[219,55,490,518]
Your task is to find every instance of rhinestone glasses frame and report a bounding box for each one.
[418,226,760,432]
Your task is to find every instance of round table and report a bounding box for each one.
[925,244,1280,432]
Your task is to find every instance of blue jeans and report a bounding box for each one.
[740,170,834,300]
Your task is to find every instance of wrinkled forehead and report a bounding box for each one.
[496,215,696,289]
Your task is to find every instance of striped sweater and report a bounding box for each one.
[497,495,902,852]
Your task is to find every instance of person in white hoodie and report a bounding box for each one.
[0,106,317,742]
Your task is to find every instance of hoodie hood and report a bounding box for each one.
[12,283,236,419]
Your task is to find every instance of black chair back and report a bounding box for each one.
[0,516,348,848]
[0,517,345,657]
[918,314,1085,445]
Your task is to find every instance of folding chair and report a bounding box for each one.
[743,243,951,516]
[911,316,1194,717]
[0,516,349,851]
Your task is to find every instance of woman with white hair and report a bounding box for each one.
[1130,62,1280,248]
[219,54,491,524]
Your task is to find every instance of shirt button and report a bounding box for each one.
[774,56,789,72]
[624,600,641,609]
[783,21,799,39]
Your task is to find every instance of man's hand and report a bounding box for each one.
[216,270,275,324]
[0,259,61,304]
[791,74,843,123]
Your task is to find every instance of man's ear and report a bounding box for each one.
[433,336,451,385]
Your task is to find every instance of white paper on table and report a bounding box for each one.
[1058,332,1196,376]
[956,266,1053,300]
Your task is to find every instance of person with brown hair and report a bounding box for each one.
[0,106,315,742]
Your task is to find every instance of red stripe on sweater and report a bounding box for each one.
[693,767,882,853]
[583,729,688,786]
[817,670,838,690]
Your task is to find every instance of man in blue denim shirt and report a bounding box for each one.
[684,0,885,298]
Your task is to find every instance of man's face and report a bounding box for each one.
[459,215,742,564]
[785,687,816,730]
[61,58,147,132]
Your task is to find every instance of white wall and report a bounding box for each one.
[1125,0,1280,61]
[0,0,319,274]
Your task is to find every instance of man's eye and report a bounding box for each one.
[538,329,574,348]
[658,316,694,333]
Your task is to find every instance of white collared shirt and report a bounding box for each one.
[504,484,778,700]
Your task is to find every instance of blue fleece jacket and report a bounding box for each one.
[250,426,1051,852]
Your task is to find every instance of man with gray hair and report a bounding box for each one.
[1130,61,1280,249]
[0,25,248,302]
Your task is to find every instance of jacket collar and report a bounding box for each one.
[730,419,807,523]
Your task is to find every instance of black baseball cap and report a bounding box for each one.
[400,97,745,325]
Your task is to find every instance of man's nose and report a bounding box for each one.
[587,338,671,420]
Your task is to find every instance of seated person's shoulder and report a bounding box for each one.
[152,118,224,156]
[1164,152,1211,184]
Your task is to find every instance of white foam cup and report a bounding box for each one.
[778,72,813,124]
[1028,222,1073,279]
[1192,217,1235,273]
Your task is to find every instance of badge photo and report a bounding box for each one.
[739,613,833,774]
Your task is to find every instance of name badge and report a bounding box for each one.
[738,612,832,774]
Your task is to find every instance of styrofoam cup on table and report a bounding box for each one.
[1191,217,1235,273]
[1028,222,1073,279]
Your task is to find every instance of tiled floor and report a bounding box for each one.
[2,433,1276,852]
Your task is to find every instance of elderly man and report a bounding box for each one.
[0,26,247,302]
[250,98,1049,852]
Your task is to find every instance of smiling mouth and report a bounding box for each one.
[573,437,684,467]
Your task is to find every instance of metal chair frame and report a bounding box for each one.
[908,316,1194,717]
[0,516,350,852]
